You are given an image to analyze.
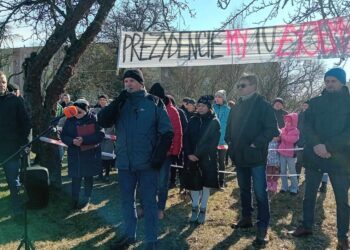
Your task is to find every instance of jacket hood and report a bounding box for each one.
[284,112,298,128]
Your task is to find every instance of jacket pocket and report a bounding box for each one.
[243,146,263,165]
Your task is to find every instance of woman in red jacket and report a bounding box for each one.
[149,83,183,219]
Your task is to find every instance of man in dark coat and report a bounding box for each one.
[98,69,173,250]
[0,72,31,216]
[225,74,279,247]
[273,97,288,129]
[292,68,350,250]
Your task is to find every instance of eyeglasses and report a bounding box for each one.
[236,83,251,89]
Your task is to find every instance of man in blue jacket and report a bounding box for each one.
[213,89,230,189]
[98,69,173,250]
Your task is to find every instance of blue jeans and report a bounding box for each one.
[3,158,21,212]
[118,168,158,243]
[303,168,349,239]
[157,157,172,211]
[236,165,270,229]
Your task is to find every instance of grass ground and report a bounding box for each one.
[0,162,344,250]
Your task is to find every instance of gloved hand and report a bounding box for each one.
[151,159,163,170]
[116,89,130,103]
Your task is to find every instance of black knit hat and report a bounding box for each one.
[123,69,144,85]
[149,82,165,99]
[198,95,215,109]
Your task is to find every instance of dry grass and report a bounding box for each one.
[0,163,344,250]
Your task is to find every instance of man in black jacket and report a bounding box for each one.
[292,68,350,250]
[0,72,31,216]
[225,74,279,247]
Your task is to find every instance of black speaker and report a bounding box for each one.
[25,165,49,209]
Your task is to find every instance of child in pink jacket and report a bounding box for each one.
[278,113,300,195]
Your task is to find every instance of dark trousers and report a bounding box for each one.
[236,165,270,229]
[71,176,93,201]
[218,149,227,186]
[302,168,349,239]
[296,151,303,176]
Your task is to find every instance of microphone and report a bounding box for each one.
[50,106,78,124]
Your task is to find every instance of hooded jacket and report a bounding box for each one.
[278,113,300,157]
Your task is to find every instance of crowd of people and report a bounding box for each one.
[0,67,349,250]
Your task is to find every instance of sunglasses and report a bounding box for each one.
[236,83,252,89]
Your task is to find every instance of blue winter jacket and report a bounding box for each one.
[213,103,230,146]
[99,90,173,171]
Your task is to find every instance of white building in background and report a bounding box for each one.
[0,46,40,92]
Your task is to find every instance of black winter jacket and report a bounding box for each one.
[0,92,31,162]
[184,111,220,188]
[225,93,279,167]
[303,86,350,175]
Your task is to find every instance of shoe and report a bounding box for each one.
[145,241,158,250]
[158,210,164,220]
[168,182,176,189]
[337,238,349,250]
[189,206,199,223]
[291,226,313,237]
[231,217,253,229]
[279,190,287,194]
[110,235,136,250]
[319,182,327,193]
[104,176,110,183]
[77,197,91,210]
[197,208,206,224]
[253,228,269,247]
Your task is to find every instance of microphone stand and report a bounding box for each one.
[0,119,59,250]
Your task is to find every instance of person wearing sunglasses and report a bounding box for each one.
[225,74,279,247]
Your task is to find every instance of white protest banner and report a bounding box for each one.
[118,17,350,68]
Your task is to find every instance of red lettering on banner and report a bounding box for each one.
[226,29,248,58]
[299,21,321,56]
[276,24,300,57]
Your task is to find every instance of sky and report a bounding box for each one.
[5,0,349,73]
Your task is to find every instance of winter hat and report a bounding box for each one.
[123,69,144,85]
[74,98,89,112]
[183,97,196,105]
[149,82,166,99]
[324,68,347,85]
[98,94,108,100]
[273,97,284,106]
[215,89,227,101]
[198,95,215,109]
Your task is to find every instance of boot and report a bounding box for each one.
[77,197,91,211]
[319,181,327,193]
[253,228,269,247]
[232,217,253,229]
[110,235,136,250]
[189,206,199,223]
[197,208,206,224]
[337,238,349,250]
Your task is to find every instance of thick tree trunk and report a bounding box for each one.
[22,1,116,175]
